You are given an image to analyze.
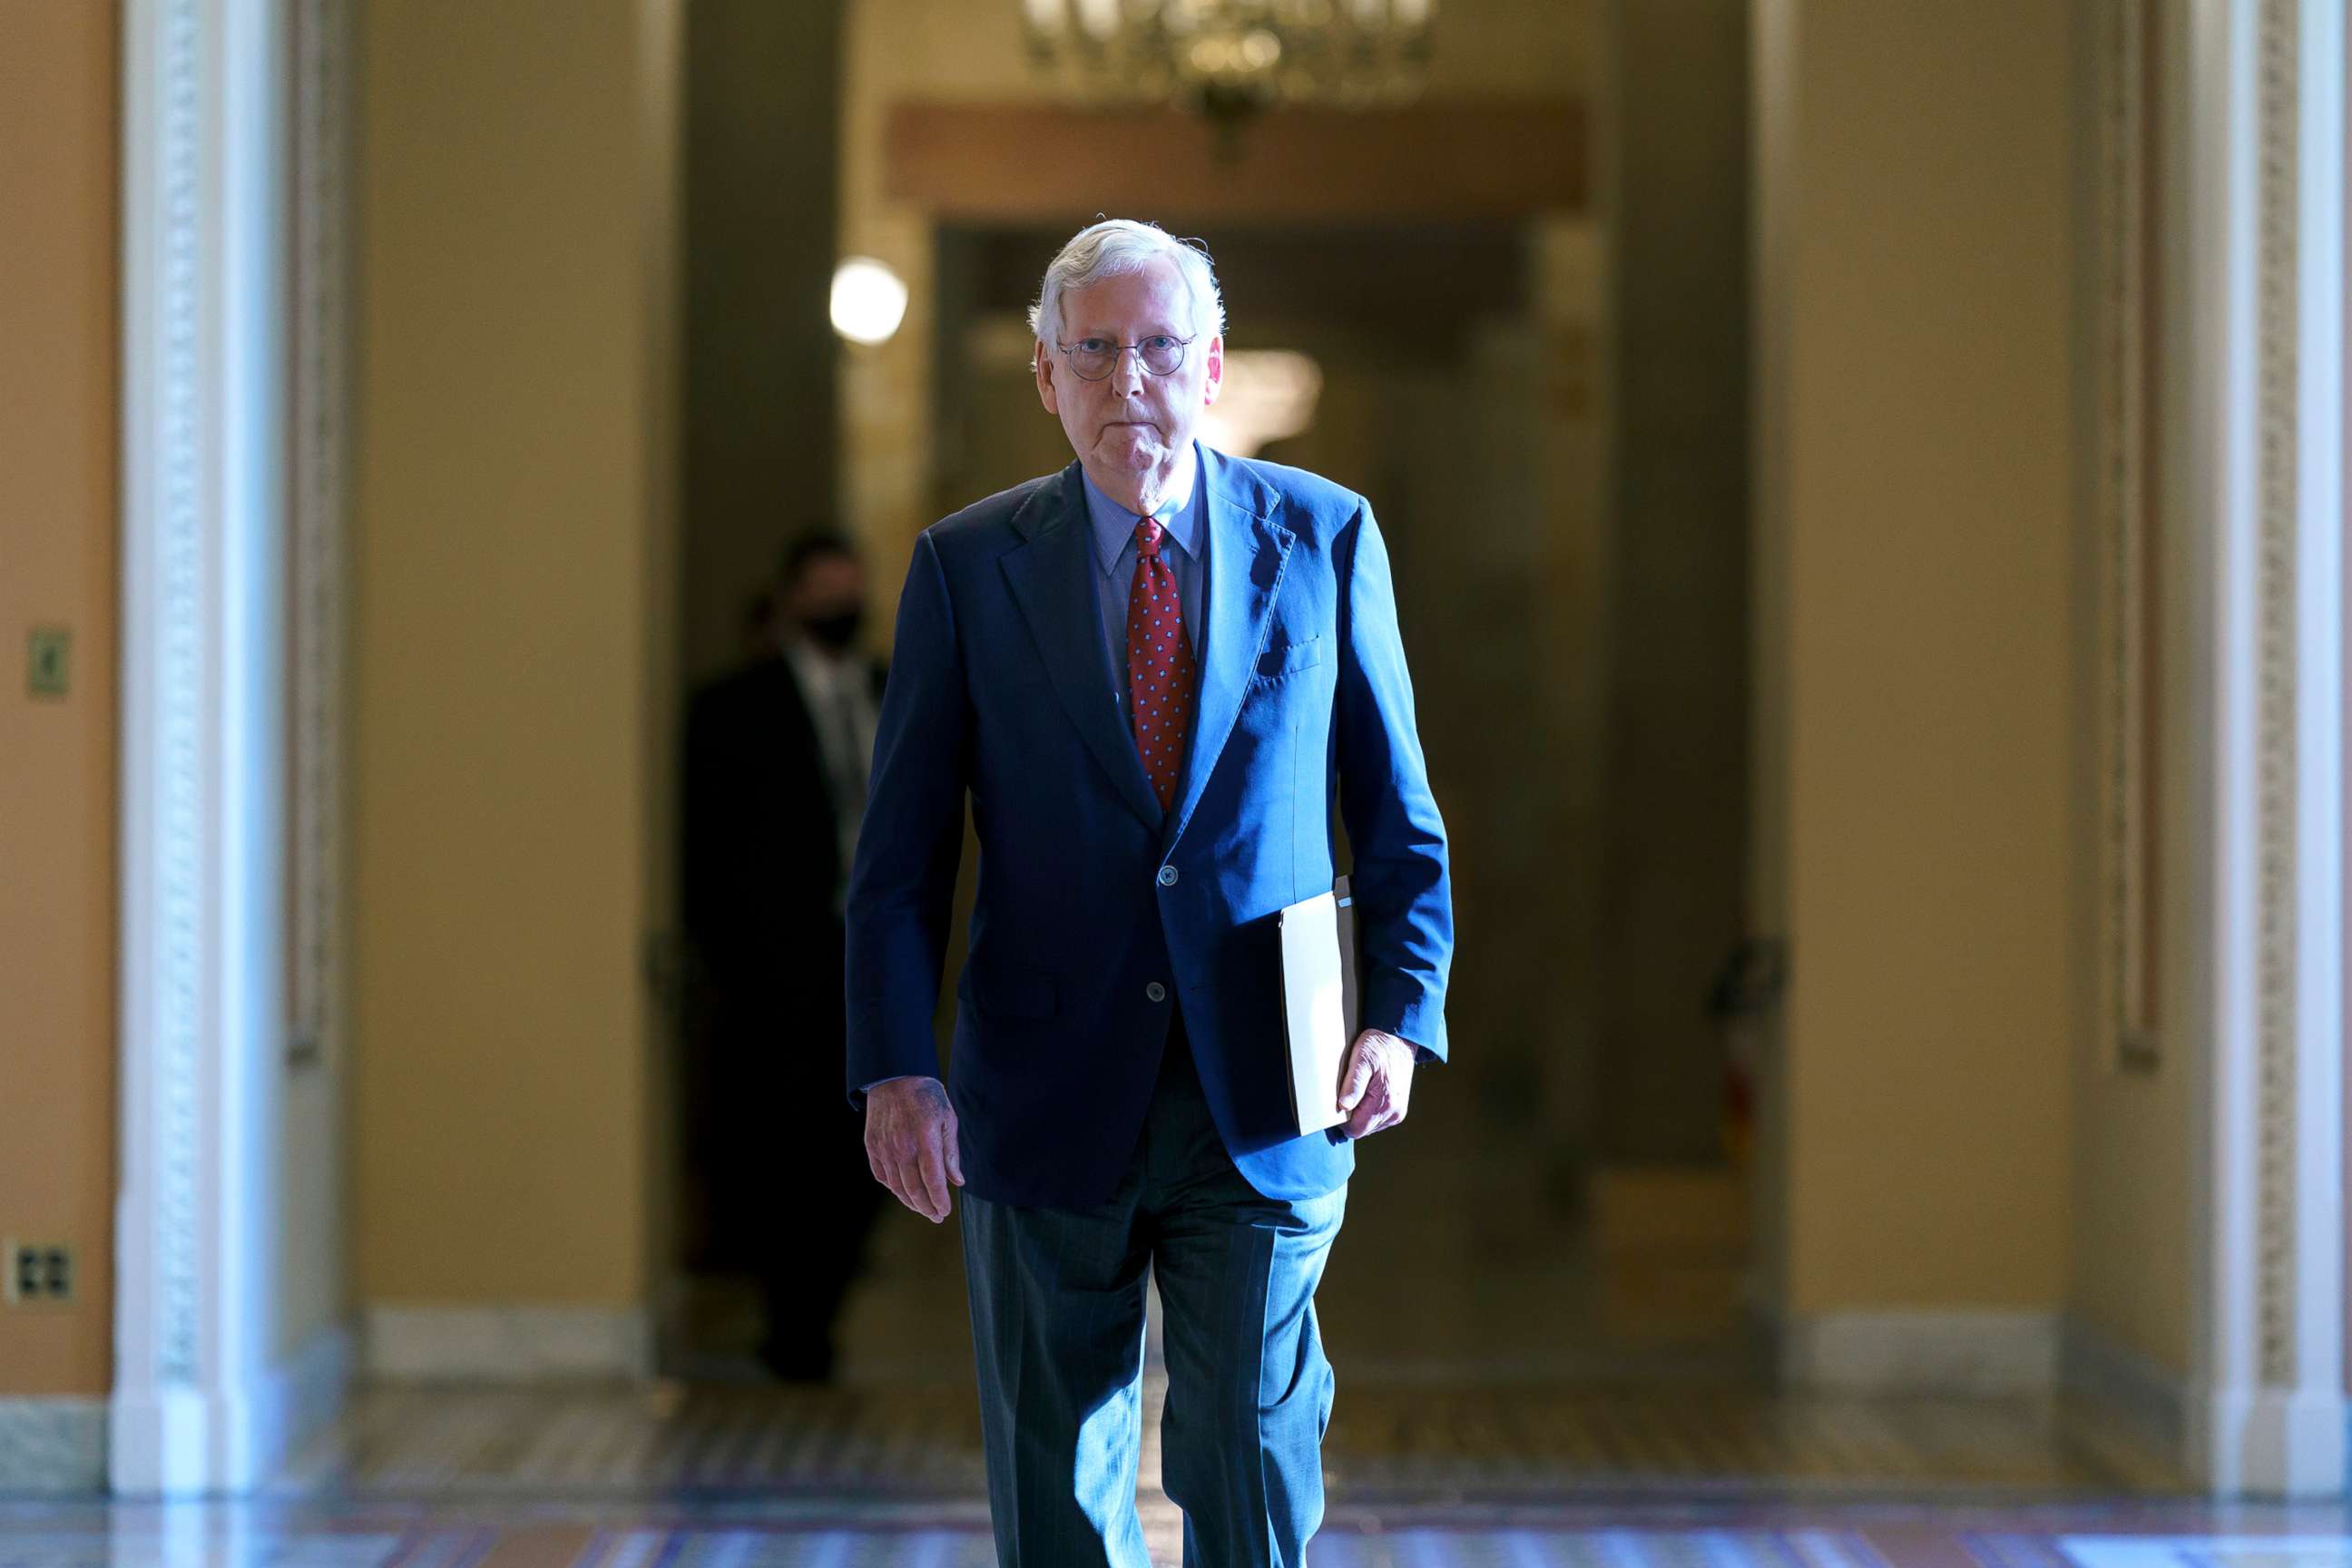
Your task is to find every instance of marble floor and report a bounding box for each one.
[0,1348,2220,1566]
[0,1291,2303,1568]
[10,1076,2293,1563]
[234,1378,2177,1502]
[15,1490,2352,1568]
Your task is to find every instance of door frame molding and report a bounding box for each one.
[2180,0,2348,1495]
[112,0,354,1494]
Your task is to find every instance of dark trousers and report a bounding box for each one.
[958,1014,1348,1567]
[690,951,883,1380]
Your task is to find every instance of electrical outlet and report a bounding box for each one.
[4,1240,74,1306]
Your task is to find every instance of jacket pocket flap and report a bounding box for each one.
[1256,635,1324,677]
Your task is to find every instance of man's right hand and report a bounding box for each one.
[863,1075,964,1222]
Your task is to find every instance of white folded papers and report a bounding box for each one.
[1277,876,1358,1135]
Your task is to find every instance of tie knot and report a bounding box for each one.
[1133,516,1164,557]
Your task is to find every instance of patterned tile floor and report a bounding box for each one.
[5,1345,2344,1568]
[11,1494,2352,1568]
[0,1370,2265,1568]
[241,1380,2176,1502]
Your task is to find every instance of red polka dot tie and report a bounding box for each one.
[1126,515,1197,815]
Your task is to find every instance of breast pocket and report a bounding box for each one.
[1255,635,1325,680]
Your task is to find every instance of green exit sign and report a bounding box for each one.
[27,627,70,698]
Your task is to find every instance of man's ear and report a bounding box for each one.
[1200,335,1223,407]
[1034,342,1060,415]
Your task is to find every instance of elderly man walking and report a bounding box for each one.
[847,218,1454,1566]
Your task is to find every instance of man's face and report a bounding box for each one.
[786,553,867,650]
[1034,258,1223,480]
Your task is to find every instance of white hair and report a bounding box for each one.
[1026,219,1227,348]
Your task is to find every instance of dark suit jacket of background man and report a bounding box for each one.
[681,650,887,1275]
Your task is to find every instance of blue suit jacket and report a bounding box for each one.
[845,445,1453,1207]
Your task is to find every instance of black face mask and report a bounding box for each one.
[800,607,864,652]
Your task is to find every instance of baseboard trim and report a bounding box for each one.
[1774,1308,2060,1394]
[365,1303,653,1381]
[0,1396,107,1494]
[107,1319,358,1495]
[260,1320,358,1474]
[2059,1317,2187,1460]
[2188,1383,2350,1496]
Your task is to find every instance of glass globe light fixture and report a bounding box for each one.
[830,257,909,347]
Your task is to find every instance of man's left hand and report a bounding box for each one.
[1337,1028,1416,1139]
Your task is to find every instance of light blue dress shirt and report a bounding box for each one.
[1080,442,1209,727]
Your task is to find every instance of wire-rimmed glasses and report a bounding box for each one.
[1054,334,1195,381]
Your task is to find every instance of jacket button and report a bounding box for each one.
[1157,865,1179,887]
[1146,982,1167,1003]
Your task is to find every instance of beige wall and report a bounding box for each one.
[353,0,680,1312]
[681,0,840,689]
[1755,0,2076,1316]
[1598,0,1749,1162]
[0,0,118,1397]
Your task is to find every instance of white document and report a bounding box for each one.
[1278,876,1358,1135]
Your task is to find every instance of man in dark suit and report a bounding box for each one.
[848,220,1453,1563]
[683,532,887,1381]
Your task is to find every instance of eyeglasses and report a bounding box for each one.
[1054,334,1195,381]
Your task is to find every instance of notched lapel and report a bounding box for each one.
[1168,448,1293,845]
[999,466,1166,830]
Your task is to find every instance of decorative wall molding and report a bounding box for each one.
[145,0,207,1396]
[288,0,349,1078]
[2181,0,2346,1498]
[114,0,303,1495]
[1776,1309,2060,1396]
[365,1306,655,1382]
[2250,0,2302,1398]
[2093,0,2164,1073]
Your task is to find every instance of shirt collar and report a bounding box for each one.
[784,634,854,690]
[1079,441,1206,574]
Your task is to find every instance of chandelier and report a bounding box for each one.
[1022,0,1434,137]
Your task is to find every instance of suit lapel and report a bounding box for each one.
[1167,446,1292,848]
[999,464,1166,830]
